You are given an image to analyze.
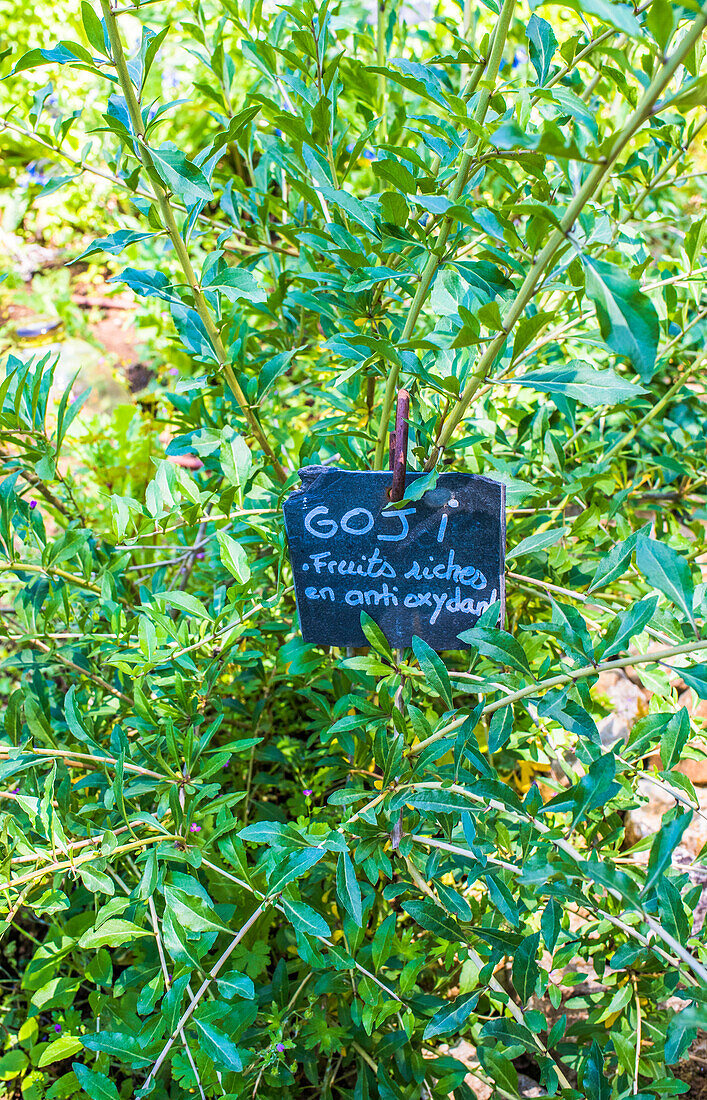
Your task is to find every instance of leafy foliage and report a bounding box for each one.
[1,0,707,1097]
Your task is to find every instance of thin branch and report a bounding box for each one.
[409,638,707,757]
[141,900,270,1090]
[425,10,707,469]
[148,896,207,1100]
[98,1,286,482]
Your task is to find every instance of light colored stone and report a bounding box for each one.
[624,777,707,854]
[594,670,648,747]
[518,1073,544,1097]
[442,1041,492,1100]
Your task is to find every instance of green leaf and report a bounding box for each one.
[526,14,557,84]
[478,1050,520,1095]
[636,537,695,629]
[402,898,464,941]
[533,599,594,664]
[581,1039,611,1100]
[487,705,513,753]
[336,851,363,926]
[457,624,531,675]
[480,1018,535,1051]
[412,635,453,708]
[81,1032,154,1067]
[150,143,213,206]
[583,258,659,380]
[660,706,690,771]
[665,1003,707,1064]
[267,847,326,893]
[73,229,154,262]
[423,992,479,1039]
[588,527,647,593]
[360,611,394,659]
[78,919,152,949]
[600,594,658,659]
[281,898,331,939]
[405,789,472,815]
[642,812,692,895]
[512,932,540,1002]
[542,754,619,827]
[0,1049,29,1081]
[217,970,255,1001]
[220,430,252,489]
[239,821,300,845]
[217,530,250,584]
[657,878,689,945]
[506,526,565,562]
[514,362,647,406]
[73,1063,121,1100]
[154,590,212,620]
[38,1036,83,1068]
[541,897,561,953]
[192,1018,242,1072]
[13,43,94,75]
[163,885,229,935]
[202,266,267,303]
[485,872,520,927]
[680,663,707,700]
[78,865,115,896]
[532,0,641,37]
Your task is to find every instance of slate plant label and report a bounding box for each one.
[283,466,506,649]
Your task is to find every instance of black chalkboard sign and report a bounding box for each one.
[283,467,505,650]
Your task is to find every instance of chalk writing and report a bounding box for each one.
[283,467,505,649]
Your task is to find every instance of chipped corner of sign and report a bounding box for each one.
[296,465,331,492]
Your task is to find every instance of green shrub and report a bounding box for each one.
[1,0,707,1097]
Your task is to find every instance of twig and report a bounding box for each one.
[141,900,270,1091]
[148,897,206,1100]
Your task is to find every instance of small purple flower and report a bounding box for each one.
[11,787,19,795]
[196,552,205,560]
[276,1043,285,1052]
[29,500,37,510]
[168,368,179,376]
[189,823,201,833]
[303,788,313,797]
[54,1023,61,1033]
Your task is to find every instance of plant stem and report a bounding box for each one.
[0,561,100,594]
[142,900,270,1090]
[601,363,695,464]
[0,834,171,894]
[0,745,177,783]
[148,896,207,1100]
[411,834,696,982]
[407,845,572,1085]
[3,633,131,704]
[405,780,707,985]
[425,8,707,469]
[409,638,707,757]
[376,0,387,142]
[373,0,517,468]
[98,0,286,482]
